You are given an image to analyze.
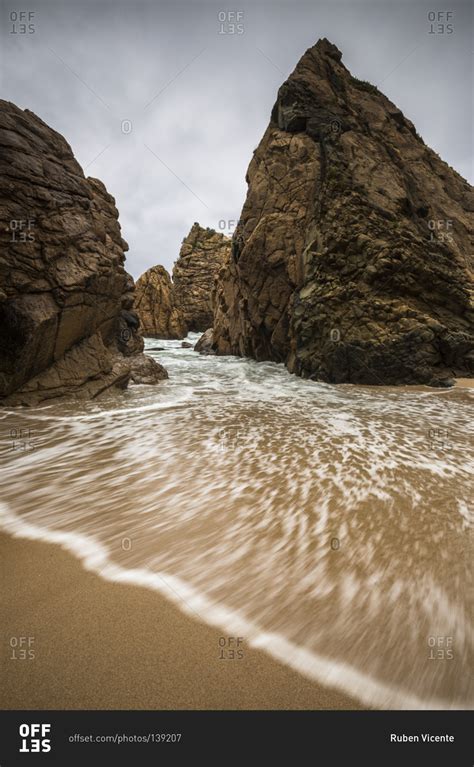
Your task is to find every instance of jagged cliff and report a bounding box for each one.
[212,39,474,385]
[0,100,167,405]
[135,223,230,338]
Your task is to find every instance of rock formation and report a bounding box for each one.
[212,39,474,385]
[134,265,187,339]
[172,223,231,332]
[0,100,167,406]
[194,328,215,355]
[135,224,230,338]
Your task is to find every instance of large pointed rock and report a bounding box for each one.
[212,39,474,385]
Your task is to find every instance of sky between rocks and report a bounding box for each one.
[1,0,472,278]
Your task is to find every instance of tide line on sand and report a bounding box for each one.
[0,501,468,711]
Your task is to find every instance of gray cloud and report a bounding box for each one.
[2,0,472,278]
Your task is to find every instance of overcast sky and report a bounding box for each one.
[1,0,472,278]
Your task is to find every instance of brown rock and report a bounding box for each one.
[135,223,231,339]
[212,39,474,385]
[129,353,168,385]
[4,333,130,406]
[172,223,231,332]
[194,328,215,355]
[0,100,166,405]
[134,265,187,339]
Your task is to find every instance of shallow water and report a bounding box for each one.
[1,334,473,709]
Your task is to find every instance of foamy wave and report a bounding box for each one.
[0,501,469,711]
[0,388,195,423]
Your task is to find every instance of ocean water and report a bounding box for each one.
[1,334,472,709]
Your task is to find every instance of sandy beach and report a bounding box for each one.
[0,533,363,710]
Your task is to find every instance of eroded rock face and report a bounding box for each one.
[212,39,474,385]
[172,223,231,332]
[134,265,187,339]
[0,100,167,405]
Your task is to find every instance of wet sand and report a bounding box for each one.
[1,343,470,709]
[455,378,474,389]
[0,533,363,710]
